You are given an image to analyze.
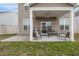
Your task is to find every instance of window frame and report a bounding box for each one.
[59,18,70,30]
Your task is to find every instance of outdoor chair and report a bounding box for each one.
[58,32,70,41]
[33,28,41,40]
[33,31,37,39]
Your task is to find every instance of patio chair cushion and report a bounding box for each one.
[58,32,70,40]
[59,34,66,37]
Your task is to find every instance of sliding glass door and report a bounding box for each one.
[41,21,52,34]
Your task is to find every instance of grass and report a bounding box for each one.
[0,42,79,56]
[0,34,17,40]
[74,33,79,41]
[0,33,79,56]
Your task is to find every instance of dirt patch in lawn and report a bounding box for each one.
[0,46,10,55]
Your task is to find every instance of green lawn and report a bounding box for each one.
[0,34,17,40]
[0,33,79,56]
[0,42,79,56]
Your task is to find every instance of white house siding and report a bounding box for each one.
[0,12,18,35]
[0,26,2,35]
[6,25,18,34]
[0,12,18,25]
[0,25,18,35]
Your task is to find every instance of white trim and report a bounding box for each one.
[70,9,75,41]
[30,9,33,41]
[30,7,73,11]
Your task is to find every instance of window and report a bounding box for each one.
[65,25,69,30]
[23,5,30,30]
[65,19,70,30]
[60,18,70,30]
[23,18,30,30]
[60,25,64,30]
[46,21,52,30]
[60,19,65,30]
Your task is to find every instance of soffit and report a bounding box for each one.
[30,3,76,7]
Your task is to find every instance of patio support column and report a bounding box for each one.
[30,9,33,41]
[70,9,75,41]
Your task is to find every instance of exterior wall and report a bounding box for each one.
[53,18,59,33]
[0,12,18,35]
[18,3,30,35]
[6,25,18,34]
[0,25,18,35]
[0,12,18,25]
[18,3,24,35]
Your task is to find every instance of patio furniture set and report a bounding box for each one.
[33,28,70,40]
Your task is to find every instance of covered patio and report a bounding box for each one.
[33,10,71,41]
[30,5,74,41]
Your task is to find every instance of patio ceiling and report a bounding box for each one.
[33,11,70,18]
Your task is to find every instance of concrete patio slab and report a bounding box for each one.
[33,36,70,41]
[1,35,69,42]
[1,35,30,41]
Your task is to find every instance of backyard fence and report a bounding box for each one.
[0,25,18,35]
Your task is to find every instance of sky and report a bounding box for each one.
[0,3,18,25]
[0,3,18,12]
